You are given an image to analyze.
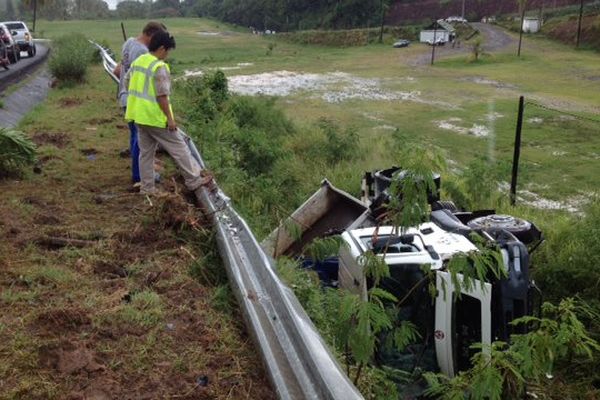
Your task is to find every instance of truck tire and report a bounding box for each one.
[8,47,17,64]
[467,214,541,245]
[28,45,35,57]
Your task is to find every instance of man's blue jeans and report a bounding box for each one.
[128,121,141,183]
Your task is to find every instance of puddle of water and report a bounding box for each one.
[183,63,255,78]
[461,76,517,89]
[498,182,591,213]
[225,70,448,105]
[373,125,396,131]
[436,118,490,137]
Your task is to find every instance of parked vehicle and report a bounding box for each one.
[0,23,20,64]
[263,167,543,381]
[393,39,411,48]
[446,16,468,23]
[0,39,10,70]
[426,38,446,46]
[2,21,35,57]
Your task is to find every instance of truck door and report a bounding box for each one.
[434,271,492,377]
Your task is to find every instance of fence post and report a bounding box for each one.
[121,22,127,42]
[510,96,525,206]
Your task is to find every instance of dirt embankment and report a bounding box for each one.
[0,67,274,399]
[544,15,600,50]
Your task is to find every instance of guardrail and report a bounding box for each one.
[91,42,363,400]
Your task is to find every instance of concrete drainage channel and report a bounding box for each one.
[93,43,364,400]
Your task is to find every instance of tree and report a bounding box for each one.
[116,0,147,19]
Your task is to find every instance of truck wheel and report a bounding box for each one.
[28,46,34,57]
[8,48,17,64]
[467,214,541,245]
[16,49,21,61]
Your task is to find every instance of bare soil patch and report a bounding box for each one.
[60,97,83,107]
[32,132,71,148]
[0,66,274,399]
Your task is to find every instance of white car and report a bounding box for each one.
[2,21,36,57]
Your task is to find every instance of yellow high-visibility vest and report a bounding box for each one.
[125,53,172,128]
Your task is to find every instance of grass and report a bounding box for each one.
[39,17,593,206]
[3,16,600,398]
[0,65,274,399]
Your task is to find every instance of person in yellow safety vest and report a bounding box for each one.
[125,31,210,196]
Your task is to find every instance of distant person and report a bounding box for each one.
[113,21,166,189]
[124,31,210,196]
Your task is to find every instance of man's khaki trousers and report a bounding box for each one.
[137,124,204,194]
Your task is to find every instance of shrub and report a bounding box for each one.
[277,26,420,47]
[178,71,229,122]
[317,118,359,165]
[534,198,600,303]
[0,127,36,177]
[227,96,294,138]
[48,33,94,84]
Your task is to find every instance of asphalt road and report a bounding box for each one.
[0,42,49,92]
[0,42,50,127]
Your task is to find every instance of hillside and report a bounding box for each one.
[544,14,600,49]
[387,0,585,23]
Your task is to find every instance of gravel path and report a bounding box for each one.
[407,23,516,66]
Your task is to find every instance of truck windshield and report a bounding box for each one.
[376,264,437,373]
[454,294,482,372]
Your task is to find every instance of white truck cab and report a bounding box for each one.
[263,169,542,378]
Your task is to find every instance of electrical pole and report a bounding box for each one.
[33,0,38,33]
[576,0,584,48]
[378,0,385,44]
[431,19,437,65]
[517,4,526,57]
[462,0,466,19]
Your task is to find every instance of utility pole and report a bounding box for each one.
[576,0,584,48]
[462,0,466,19]
[431,19,437,65]
[517,4,526,57]
[378,0,385,44]
[32,0,37,33]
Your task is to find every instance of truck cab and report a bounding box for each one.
[262,169,542,378]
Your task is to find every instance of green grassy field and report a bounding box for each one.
[3,17,598,399]
[37,17,600,209]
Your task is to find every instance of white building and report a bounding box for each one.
[522,17,541,33]
[420,20,455,44]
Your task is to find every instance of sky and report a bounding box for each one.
[105,0,119,10]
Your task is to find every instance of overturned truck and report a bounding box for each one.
[263,167,543,378]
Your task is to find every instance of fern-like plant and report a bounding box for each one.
[0,127,36,177]
[423,298,600,400]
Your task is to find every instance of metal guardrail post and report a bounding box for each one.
[92,42,364,400]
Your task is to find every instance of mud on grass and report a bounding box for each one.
[0,66,274,400]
